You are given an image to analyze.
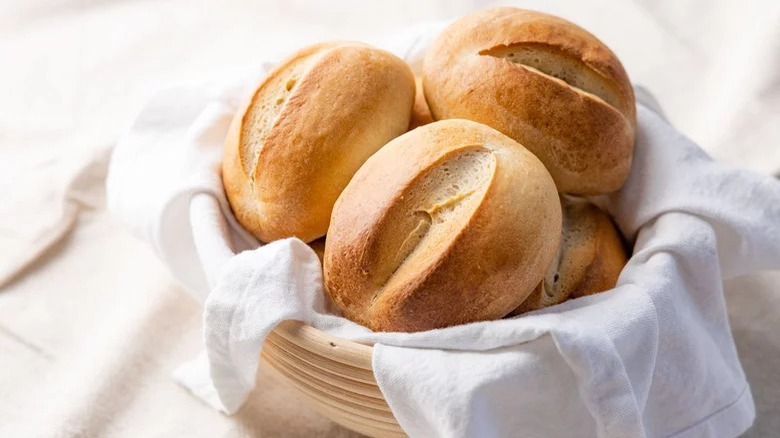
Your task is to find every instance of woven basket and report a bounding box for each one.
[188,196,403,435]
[261,320,405,437]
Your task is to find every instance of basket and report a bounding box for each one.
[188,194,404,435]
[261,320,405,437]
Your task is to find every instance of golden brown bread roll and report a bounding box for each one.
[309,237,326,264]
[423,7,636,195]
[510,197,627,316]
[408,77,434,130]
[223,42,416,243]
[323,119,562,332]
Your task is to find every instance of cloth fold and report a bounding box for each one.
[106,26,780,438]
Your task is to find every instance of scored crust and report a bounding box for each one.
[324,119,561,332]
[509,196,628,316]
[423,7,636,195]
[223,42,415,243]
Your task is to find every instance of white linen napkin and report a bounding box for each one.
[106,26,780,438]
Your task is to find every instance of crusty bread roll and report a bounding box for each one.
[510,196,627,315]
[408,77,434,130]
[324,119,562,332]
[423,7,636,195]
[223,42,415,243]
[309,237,326,264]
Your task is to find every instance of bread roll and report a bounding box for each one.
[223,42,415,243]
[510,197,627,315]
[423,7,636,195]
[324,119,562,332]
[408,77,434,130]
[309,237,326,264]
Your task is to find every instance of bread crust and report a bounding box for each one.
[423,7,636,194]
[408,76,434,130]
[223,42,415,243]
[324,119,561,332]
[510,197,627,315]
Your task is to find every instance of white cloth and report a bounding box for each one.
[4,2,780,438]
[106,27,780,438]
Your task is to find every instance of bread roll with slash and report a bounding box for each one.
[223,42,415,243]
[423,7,636,195]
[510,196,628,316]
[324,119,561,332]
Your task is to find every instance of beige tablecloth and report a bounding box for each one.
[1,0,778,436]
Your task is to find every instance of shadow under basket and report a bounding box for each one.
[261,320,405,437]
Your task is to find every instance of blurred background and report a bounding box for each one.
[3,0,779,174]
[1,1,779,437]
